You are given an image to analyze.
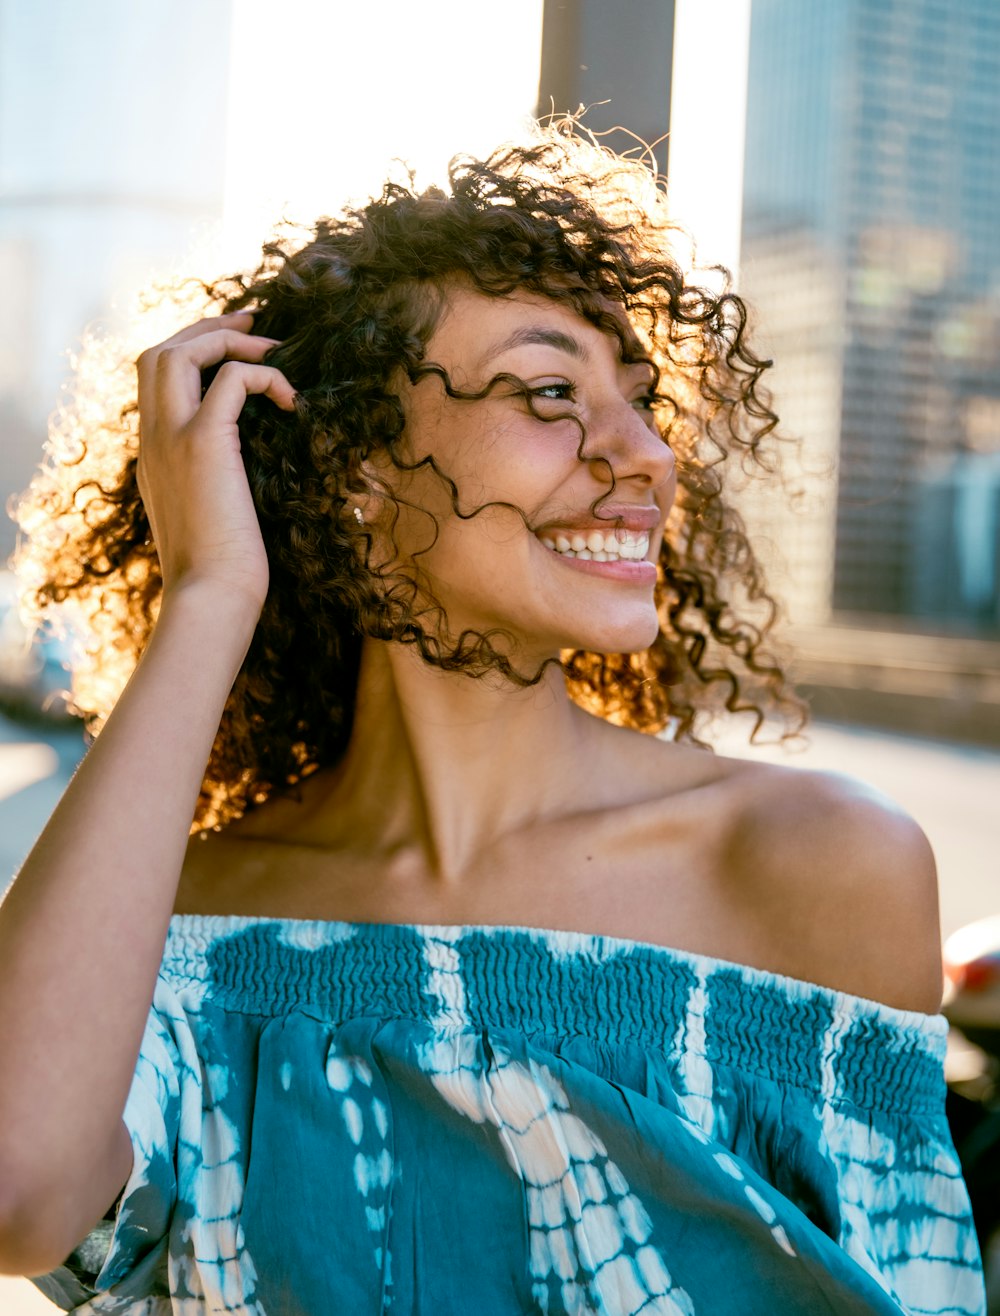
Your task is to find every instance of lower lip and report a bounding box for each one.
[539,542,657,584]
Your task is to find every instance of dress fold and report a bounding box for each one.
[32,915,986,1315]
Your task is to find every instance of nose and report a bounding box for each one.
[584,396,676,495]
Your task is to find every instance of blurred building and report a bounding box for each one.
[536,0,675,171]
[739,0,1000,632]
[0,0,233,563]
[910,450,1000,628]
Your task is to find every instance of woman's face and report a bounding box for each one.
[369,285,677,663]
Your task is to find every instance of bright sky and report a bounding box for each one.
[222,0,545,265]
[669,0,752,279]
[221,0,750,279]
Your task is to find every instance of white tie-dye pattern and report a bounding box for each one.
[670,973,717,1141]
[275,919,358,950]
[194,1069,264,1307]
[272,919,396,1297]
[140,978,266,1315]
[667,970,804,1261]
[52,918,983,1315]
[708,1149,798,1258]
[413,1017,694,1314]
[417,930,694,1310]
[422,929,470,1024]
[324,1043,395,1288]
[816,1005,985,1316]
[531,926,641,967]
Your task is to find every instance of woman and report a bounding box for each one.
[0,129,985,1313]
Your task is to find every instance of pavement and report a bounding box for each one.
[0,711,997,1309]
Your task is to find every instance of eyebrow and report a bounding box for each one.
[478,326,589,368]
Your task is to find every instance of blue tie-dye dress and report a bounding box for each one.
[32,915,985,1314]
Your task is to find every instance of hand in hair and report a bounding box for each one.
[135,310,296,615]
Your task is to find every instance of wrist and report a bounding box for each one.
[156,578,263,654]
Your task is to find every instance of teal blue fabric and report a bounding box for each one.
[32,915,985,1314]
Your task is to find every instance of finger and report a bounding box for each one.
[157,310,257,349]
[195,361,297,427]
[150,331,284,431]
[137,314,267,433]
[136,314,257,386]
[136,312,263,390]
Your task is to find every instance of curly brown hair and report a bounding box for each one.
[11,125,806,830]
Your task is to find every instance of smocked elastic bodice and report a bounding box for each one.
[32,914,984,1316]
[164,913,945,1115]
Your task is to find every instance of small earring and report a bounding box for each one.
[353,506,365,525]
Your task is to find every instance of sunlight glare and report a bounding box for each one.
[222,1,544,267]
[0,742,58,805]
[668,0,751,283]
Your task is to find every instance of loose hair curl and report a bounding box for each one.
[12,124,806,830]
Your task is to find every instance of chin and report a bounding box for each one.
[560,615,661,657]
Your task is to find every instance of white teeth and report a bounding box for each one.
[537,527,651,563]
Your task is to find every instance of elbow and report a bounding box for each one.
[0,1122,130,1276]
[0,1183,73,1278]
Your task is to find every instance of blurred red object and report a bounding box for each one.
[944,915,1000,1034]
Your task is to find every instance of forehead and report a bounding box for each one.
[427,285,640,374]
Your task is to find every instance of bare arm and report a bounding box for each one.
[0,313,295,1275]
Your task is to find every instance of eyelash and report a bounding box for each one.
[530,382,576,402]
[529,382,658,411]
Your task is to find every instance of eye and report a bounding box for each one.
[632,392,664,431]
[530,381,576,403]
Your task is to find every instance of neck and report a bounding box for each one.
[319,638,593,885]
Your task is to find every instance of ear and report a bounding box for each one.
[347,457,389,526]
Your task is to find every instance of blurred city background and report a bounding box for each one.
[1,0,998,1307]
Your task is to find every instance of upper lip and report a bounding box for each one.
[536,505,663,534]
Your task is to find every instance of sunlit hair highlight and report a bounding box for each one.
[11,123,807,830]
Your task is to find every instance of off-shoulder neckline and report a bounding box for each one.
[166,911,946,1031]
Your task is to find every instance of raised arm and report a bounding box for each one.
[0,313,295,1275]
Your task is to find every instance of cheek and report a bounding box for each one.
[659,462,678,516]
[392,400,583,564]
[407,404,506,497]
[379,462,529,581]
[649,470,677,557]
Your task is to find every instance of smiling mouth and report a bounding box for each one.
[536,528,650,563]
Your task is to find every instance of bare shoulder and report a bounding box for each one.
[721,759,943,1013]
[174,775,326,914]
[175,821,261,914]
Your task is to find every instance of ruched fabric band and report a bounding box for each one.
[163,914,946,1117]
